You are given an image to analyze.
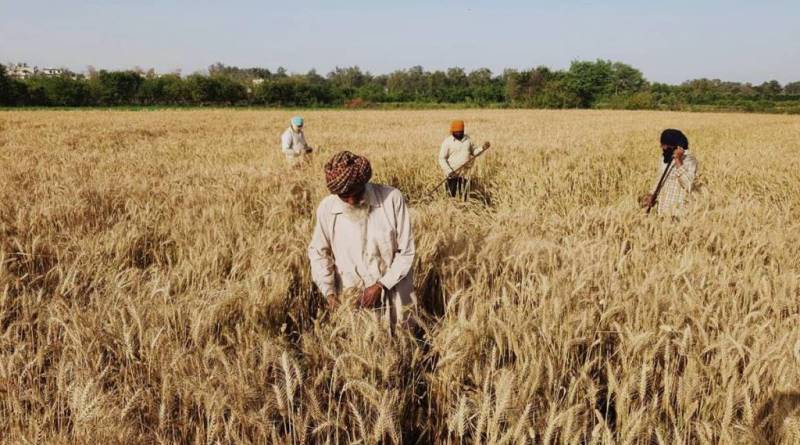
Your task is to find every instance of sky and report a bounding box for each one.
[2,0,799,84]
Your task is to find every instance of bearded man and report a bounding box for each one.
[308,151,417,326]
[641,129,699,216]
[438,119,490,198]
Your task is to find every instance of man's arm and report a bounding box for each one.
[281,130,295,156]
[438,141,454,175]
[673,152,697,192]
[471,138,489,156]
[299,132,312,154]
[307,208,336,297]
[377,191,415,291]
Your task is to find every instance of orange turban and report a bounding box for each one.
[450,120,465,133]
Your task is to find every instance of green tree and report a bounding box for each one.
[502,69,523,103]
[26,75,91,106]
[0,64,13,105]
[428,70,449,102]
[253,77,332,106]
[386,66,429,101]
[757,80,782,96]
[566,60,615,107]
[784,81,800,95]
[536,75,581,108]
[0,65,31,105]
[327,66,370,100]
[208,62,271,83]
[609,62,647,96]
[445,67,469,102]
[504,66,563,107]
[89,70,144,105]
[468,68,503,103]
[186,74,246,104]
[138,74,188,105]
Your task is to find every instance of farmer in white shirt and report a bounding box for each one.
[308,151,416,326]
[438,120,490,198]
[281,116,313,166]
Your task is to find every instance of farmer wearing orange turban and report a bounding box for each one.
[309,151,417,327]
[438,120,491,198]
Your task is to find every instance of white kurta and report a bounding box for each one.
[308,183,416,325]
[438,134,485,176]
[281,127,310,164]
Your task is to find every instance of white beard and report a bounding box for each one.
[343,201,370,222]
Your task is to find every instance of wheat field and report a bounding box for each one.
[1,109,799,444]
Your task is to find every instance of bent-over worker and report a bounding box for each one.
[308,151,417,326]
[281,116,313,166]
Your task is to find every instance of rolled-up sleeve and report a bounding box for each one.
[378,191,415,290]
[308,208,336,296]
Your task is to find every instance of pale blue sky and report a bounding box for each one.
[2,0,798,84]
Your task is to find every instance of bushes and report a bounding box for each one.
[2,62,799,112]
[185,74,247,105]
[138,74,189,105]
[0,65,31,106]
[25,76,92,106]
[89,70,144,105]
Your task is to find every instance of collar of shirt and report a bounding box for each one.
[328,183,382,214]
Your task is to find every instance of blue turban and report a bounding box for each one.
[291,116,304,127]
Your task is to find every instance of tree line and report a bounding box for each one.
[2,61,799,113]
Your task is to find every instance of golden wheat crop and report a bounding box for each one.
[1,109,800,444]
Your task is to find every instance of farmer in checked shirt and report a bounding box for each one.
[308,151,417,327]
[641,129,698,216]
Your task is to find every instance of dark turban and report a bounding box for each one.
[660,129,689,164]
[324,151,372,195]
[660,129,689,150]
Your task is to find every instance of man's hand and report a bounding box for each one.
[639,193,654,208]
[482,141,491,150]
[673,147,685,166]
[358,283,384,308]
[304,146,313,154]
[326,293,339,311]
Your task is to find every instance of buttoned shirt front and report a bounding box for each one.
[438,135,485,176]
[652,151,698,216]
[308,184,416,324]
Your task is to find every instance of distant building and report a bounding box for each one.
[252,78,265,85]
[8,63,35,79]
[40,67,65,76]
[6,63,68,79]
